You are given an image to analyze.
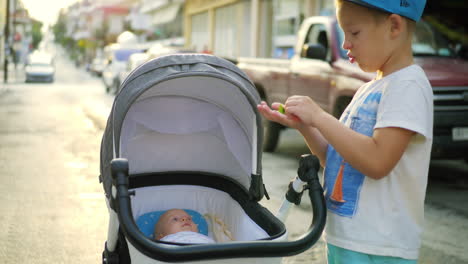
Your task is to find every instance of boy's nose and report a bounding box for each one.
[342,40,351,50]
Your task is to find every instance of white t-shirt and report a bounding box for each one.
[160,231,216,244]
[323,65,433,259]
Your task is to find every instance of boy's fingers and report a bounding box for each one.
[261,107,281,120]
[257,105,276,119]
[258,103,300,125]
[271,102,281,109]
[257,104,272,113]
[289,114,301,122]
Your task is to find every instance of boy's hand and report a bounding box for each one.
[284,96,324,127]
[257,101,302,129]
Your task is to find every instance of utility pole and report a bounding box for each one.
[3,0,11,83]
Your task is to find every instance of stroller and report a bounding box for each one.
[99,54,326,263]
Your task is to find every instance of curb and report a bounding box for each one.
[82,99,112,131]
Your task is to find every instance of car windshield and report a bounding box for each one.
[412,21,455,57]
[336,20,456,59]
[114,49,143,61]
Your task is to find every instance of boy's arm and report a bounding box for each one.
[284,95,415,179]
[258,99,414,176]
[315,112,414,179]
[297,126,329,167]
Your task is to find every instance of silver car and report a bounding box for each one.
[25,52,55,83]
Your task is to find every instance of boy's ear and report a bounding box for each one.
[388,14,404,39]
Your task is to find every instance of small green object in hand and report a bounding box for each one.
[278,104,285,114]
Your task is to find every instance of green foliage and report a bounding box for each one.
[31,21,43,49]
[52,9,68,46]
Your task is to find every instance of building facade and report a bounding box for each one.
[56,0,335,64]
[184,0,333,61]
[184,0,266,60]
[140,0,184,41]
[1,0,6,69]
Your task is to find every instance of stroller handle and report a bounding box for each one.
[110,156,326,262]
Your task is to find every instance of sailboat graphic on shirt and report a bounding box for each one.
[330,161,346,204]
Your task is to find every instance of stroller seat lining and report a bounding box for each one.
[124,131,249,187]
[117,76,259,190]
[131,185,270,241]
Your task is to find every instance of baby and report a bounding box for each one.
[153,209,215,244]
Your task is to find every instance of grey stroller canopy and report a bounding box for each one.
[100,54,266,200]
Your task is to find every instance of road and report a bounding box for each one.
[0,47,467,264]
[0,48,112,263]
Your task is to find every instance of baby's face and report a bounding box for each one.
[156,209,198,239]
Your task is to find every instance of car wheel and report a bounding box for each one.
[262,118,282,152]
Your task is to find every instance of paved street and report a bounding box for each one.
[0,48,467,263]
[0,49,112,263]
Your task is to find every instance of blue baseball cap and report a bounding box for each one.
[345,0,426,21]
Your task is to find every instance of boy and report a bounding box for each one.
[257,0,432,263]
[154,209,215,244]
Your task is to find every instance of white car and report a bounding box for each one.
[89,58,107,77]
[25,52,55,83]
[116,52,150,93]
[102,45,144,94]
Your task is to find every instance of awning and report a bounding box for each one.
[141,0,168,14]
[151,3,182,26]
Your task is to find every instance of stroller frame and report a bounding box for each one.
[106,156,325,262]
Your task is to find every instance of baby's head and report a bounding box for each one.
[154,209,199,240]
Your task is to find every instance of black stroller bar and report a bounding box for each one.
[110,155,326,262]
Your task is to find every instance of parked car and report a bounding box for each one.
[116,52,150,93]
[237,16,468,160]
[25,52,55,83]
[102,43,144,94]
[89,57,107,77]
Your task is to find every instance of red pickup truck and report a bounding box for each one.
[237,16,468,161]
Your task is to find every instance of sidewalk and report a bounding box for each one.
[1,63,25,81]
[0,64,25,93]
